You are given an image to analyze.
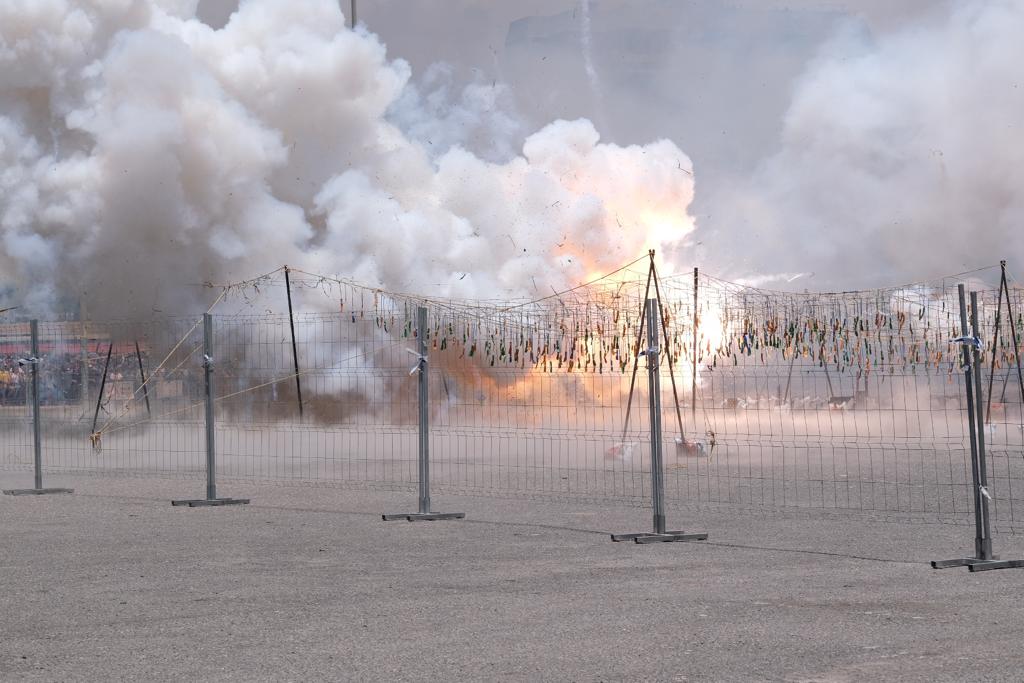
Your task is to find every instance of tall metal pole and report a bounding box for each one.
[957,286,986,560]
[203,313,217,501]
[381,305,462,521]
[646,299,666,535]
[608,296,707,543]
[30,320,42,490]
[350,0,356,28]
[970,292,993,559]
[417,306,430,514]
[692,267,699,419]
[170,312,248,506]
[283,267,304,419]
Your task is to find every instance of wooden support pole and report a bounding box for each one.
[135,340,151,417]
[91,342,113,435]
[284,266,304,419]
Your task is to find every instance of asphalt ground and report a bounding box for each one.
[2,470,1024,682]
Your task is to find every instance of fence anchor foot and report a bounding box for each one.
[611,531,708,544]
[931,554,1001,569]
[171,498,250,507]
[965,559,1024,572]
[3,488,74,496]
[382,512,465,522]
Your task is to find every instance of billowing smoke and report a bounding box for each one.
[0,0,696,319]
[711,0,1024,289]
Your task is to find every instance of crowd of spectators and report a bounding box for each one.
[0,355,28,405]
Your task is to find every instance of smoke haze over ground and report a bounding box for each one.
[1,0,1021,319]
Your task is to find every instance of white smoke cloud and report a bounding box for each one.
[711,0,1024,289]
[387,62,523,162]
[0,0,696,318]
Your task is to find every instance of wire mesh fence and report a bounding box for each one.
[28,318,208,478]
[0,322,34,474]
[1,259,1022,531]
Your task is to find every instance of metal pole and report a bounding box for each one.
[646,299,666,535]
[91,342,113,435]
[284,267,304,419]
[692,267,698,419]
[417,306,430,514]
[134,340,151,417]
[169,312,247,507]
[998,261,1024,408]
[350,0,356,28]
[204,313,217,501]
[957,285,986,560]
[970,292,993,559]
[380,305,461,521]
[30,320,42,490]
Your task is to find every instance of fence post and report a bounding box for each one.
[965,287,1024,569]
[610,298,707,544]
[932,285,1002,568]
[31,319,43,490]
[172,313,249,507]
[382,306,464,522]
[647,298,666,535]
[204,313,217,500]
[692,267,698,419]
[969,292,993,559]
[417,306,431,515]
[3,320,73,496]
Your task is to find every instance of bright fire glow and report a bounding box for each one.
[699,305,726,352]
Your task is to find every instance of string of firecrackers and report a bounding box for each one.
[332,294,982,377]
[212,264,1022,377]
[338,287,1006,376]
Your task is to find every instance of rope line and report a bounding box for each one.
[91,288,229,445]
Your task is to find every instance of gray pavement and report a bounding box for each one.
[2,470,1024,682]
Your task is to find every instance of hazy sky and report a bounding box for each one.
[199,1,939,70]
[194,0,936,186]
[183,1,1024,290]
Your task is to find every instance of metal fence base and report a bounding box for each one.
[931,558,976,569]
[381,512,465,522]
[171,498,250,507]
[968,559,1024,572]
[3,488,74,496]
[931,556,999,570]
[611,531,708,544]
